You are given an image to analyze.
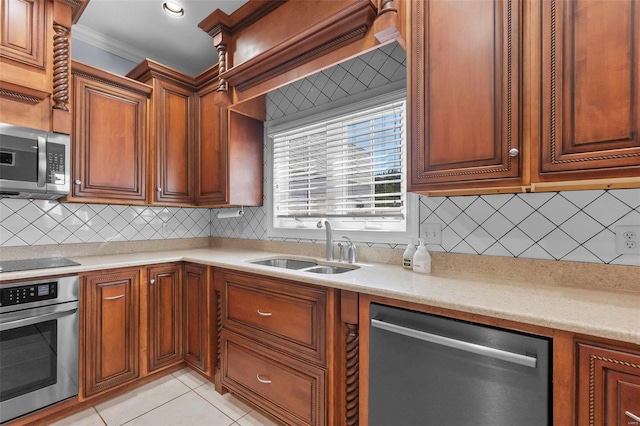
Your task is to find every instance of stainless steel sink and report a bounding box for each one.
[250,258,318,270]
[304,265,358,274]
[249,257,359,274]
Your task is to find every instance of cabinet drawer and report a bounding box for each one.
[221,271,327,365]
[221,331,325,426]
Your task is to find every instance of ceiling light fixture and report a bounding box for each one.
[162,2,184,17]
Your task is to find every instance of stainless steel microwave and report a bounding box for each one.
[0,123,70,200]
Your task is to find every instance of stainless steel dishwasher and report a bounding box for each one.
[369,303,551,426]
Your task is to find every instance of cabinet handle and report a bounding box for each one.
[156,187,162,192]
[627,411,640,422]
[150,279,155,285]
[74,180,81,185]
[104,294,125,300]
[257,310,272,317]
[508,148,519,157]
[256,374,272,384]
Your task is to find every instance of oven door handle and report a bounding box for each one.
[0,306,77,331]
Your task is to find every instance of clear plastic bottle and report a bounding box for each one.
[412,238,431,274]
[402,237,417,269]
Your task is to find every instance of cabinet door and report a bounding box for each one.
[148,264,183,372]
[0,0,45,68]
[577,342,640,426]
[195,83,227,204]
[71,68,149,203]
[539,0,640,179]
[83,269,140,398]
[153,79,195,204]
[183,263,210,374]
[408,0,522,191]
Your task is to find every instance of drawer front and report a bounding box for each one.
[221,271,327,365]
[222,331,326,426]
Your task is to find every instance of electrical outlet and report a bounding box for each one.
[615,225,640,255]
[161,222,172,237]
[424,223,442,244]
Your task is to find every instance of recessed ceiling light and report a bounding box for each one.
[163,2,184,17]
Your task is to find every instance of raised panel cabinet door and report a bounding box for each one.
[408,0,522,191]
[577,342,640,426]
[183,263,210,374]
[83,269,140,397]
[195,83,227,204]
[148,264,183,372]
[0,0,45,68]
[71,67,149,203]
[540,0,640,178]
[154,79,195,204]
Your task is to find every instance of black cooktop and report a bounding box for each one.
[0,257,80,273]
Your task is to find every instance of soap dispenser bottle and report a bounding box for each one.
[412,238,431,274]
[402,237,417,270]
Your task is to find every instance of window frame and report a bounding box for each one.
[265,84,418,244]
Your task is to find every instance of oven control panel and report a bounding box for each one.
[0,282,57,306]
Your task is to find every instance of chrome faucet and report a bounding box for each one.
[317,219,333,261]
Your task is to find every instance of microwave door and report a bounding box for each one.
[0,128,46,194]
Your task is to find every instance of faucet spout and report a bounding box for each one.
[317,219,333,261]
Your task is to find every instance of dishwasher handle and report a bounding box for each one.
[371,318,537,369]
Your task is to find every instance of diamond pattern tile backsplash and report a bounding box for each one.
[2,42,639,267]
[0,199,210,246]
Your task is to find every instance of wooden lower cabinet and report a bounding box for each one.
[577,342,640,426]
[147,263,183,372]
[217,269,334,426]
[183,263,211,375]
[82,268,140,398]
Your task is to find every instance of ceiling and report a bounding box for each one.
[73,0,249,76]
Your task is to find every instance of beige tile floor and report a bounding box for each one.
[50,368,281,426]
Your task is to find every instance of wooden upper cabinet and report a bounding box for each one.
[0,0,87,132]
[69,61,151,204]
[147,263,184,372]
[195,82,227,204]
[537,0,640,180]
[82,268,140,398]
[408,0,522,193]
[0,0,45,69]
[153,78,195,205]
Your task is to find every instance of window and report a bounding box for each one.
[267,90,417,243]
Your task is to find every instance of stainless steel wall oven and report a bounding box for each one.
[0,275,79,424]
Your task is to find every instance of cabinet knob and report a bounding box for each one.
[149,279,155,285]
[156,187,162,192]
[74,180,81,185]
[508,148,519,157]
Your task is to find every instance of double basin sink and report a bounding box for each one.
[249,257,359,274]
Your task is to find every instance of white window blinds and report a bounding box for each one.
[272,99,406,219]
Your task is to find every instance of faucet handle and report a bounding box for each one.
[342,236,357,263]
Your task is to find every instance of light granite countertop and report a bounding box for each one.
[1,247,639,346]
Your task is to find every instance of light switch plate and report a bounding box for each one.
[424,223,442,244]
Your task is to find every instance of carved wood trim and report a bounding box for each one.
[213,32,229,94]
[345,323,359,426]
[52,23,70,111]
[216,289,222,371]
[220,1,377,92]
[198,1,287,36]
[378,0,397,15]
[0,88,42,104]
[72,61,153,97]
[586,353,640,426]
